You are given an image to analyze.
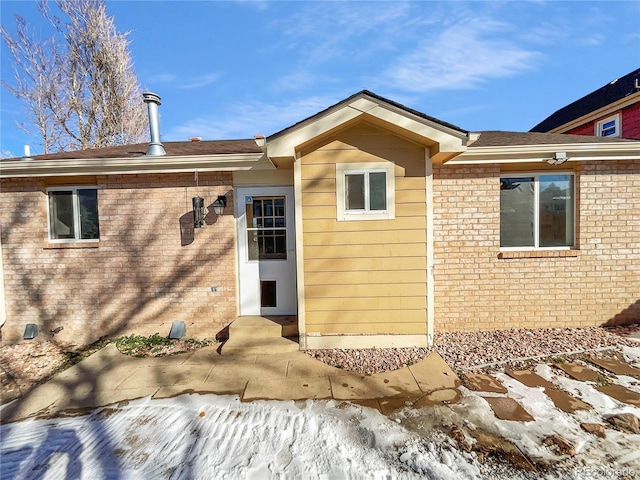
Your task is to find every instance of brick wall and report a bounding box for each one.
[433,161,640,332]
[0,172,237,344]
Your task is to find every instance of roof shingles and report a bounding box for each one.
[3,139,261,162]
[530,68,640,133]
[469,130,637,148]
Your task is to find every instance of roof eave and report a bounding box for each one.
[449,142,640,164]
[0,152,270,178]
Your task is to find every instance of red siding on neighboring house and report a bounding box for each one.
[566,102,640,138]
[0,172,237,344]
[566,123,596,136]
[621,102,640,138]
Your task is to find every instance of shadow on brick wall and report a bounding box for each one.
[1,181,239,476]
[604,299,640,326]
[1,183,235,344]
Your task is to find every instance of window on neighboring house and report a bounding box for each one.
[596,114,620,137]
[336,162,395,221]
[48,187,100,241]
[500,173,574,249]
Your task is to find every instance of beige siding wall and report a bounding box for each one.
[434,161,640,331]
[0,172,237,344]
[300,122,428,337]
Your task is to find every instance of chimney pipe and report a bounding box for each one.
[143,92,166,156]
[21,145,33,162]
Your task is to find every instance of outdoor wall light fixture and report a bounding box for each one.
[212,195,227,215]
[192,196,205,229]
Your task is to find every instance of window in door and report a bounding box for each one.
[246,196,287,260]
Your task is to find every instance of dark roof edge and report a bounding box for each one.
[530,68,640,132]
[267,90,468,141]
[1,138,261,162]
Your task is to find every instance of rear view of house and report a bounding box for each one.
[1,89,638,347]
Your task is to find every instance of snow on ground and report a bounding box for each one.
[2,348,640,480]
[1,395,490,480]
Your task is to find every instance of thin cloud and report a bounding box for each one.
[270,71,317,93]
[269,71,342,95]
[147,73,176,83]
[145,72,219,90]
[165,95,336,141]
[579,34,605,47]
[235,0,269,12]
[277,2,415,64]
[381,18,542,92]
[179,73,220,90]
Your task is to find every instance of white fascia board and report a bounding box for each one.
[0,153,270,178]
[449,142,640,164]
[267,98,469,158]
[266,107,362,158]
[365,103,469,143]
[367,108,467,152]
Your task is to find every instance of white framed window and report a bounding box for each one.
[500,173,575,249]
[596,114,620,137]
[47,187,100,242]
[336,162,395,221]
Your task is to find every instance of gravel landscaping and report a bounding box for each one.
[307,325,640,374]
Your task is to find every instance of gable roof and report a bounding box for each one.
[264,90,472,164]
[530,68,640,133]
[268,90,468,140]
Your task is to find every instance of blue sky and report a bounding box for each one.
[1,0,639,157]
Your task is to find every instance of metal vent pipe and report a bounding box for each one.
[143,92,166,156]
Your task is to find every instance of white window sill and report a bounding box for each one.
[339,211,394,221]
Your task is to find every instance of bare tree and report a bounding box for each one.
[1,0,147,153]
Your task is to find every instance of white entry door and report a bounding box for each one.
[236,186,297,315]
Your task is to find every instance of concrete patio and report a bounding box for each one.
[0,340,461,423]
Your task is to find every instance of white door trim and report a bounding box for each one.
[235,186,297,316]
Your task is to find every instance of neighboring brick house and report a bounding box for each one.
[1,90,639,347]
[531,68,640,139]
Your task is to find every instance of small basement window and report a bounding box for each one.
[48,187,100,242]
[336,162,395,221]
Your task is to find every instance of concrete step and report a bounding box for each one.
[221,336,299,356]
[229,316,297,340]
